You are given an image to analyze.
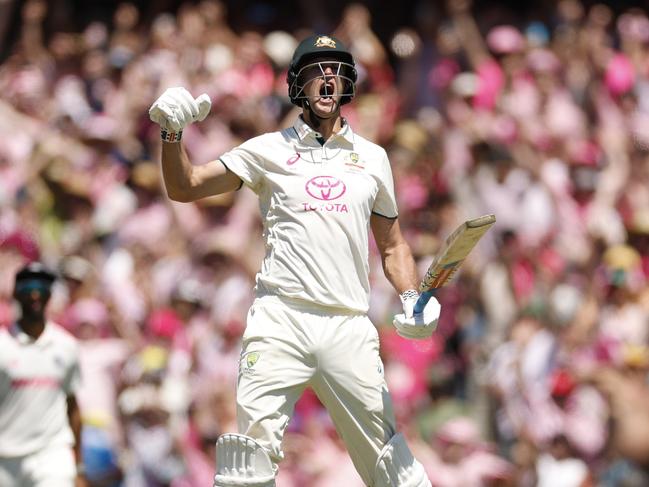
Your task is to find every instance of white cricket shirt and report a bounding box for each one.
[0,322,81,457]
[220,116,398,312]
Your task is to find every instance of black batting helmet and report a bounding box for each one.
[287,34,357,107]
[14,262,57,294]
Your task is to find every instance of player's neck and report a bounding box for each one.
[302,110,342,142]
[17,317,46,339]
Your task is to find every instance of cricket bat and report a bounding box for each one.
[413,214,496,314]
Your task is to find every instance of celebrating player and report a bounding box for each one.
[0,263,86,487]
[149,34,440,487]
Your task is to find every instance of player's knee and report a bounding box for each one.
[213,433,277,487]
[373,433,431,487]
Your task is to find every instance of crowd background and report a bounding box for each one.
[1,0,649,485]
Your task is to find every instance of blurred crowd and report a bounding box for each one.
[1,0,649,485]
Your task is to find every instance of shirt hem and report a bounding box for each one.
[371,211,398,220]
[218,158,244,190]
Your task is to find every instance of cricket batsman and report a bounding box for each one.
[149,34,440,487]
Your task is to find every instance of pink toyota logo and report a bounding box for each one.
[305,176,346,201]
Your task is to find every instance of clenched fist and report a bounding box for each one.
[149,87,211,141]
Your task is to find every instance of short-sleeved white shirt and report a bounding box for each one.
[220,116,398,312]
[0,322,81,457]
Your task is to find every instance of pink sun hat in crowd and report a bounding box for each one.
[147,308,184,340]
[486,26,526,54]
[527,48,561,73]
[68,298,109,329]
[567,138,601,166]
[0,231,40,261]
[604,53,635,97]
[436,417,483,446]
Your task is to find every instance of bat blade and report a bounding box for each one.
[413,214,496,314]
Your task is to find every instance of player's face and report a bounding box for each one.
[14,280,51,318]
[299,59,349,118]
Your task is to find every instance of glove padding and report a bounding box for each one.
[393,290,441,340]
[149,87,212,131]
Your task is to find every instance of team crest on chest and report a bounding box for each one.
[52,355,66,370]
[315,36,336,48]
[344,152,365,170]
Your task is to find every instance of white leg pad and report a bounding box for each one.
[373,433,431,487]
[213,433,276,487]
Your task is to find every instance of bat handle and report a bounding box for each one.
[414,289,436,315]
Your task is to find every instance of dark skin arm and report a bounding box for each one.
[67,395,88,487]
[447,0,492,70]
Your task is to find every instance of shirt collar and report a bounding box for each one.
[292,116,354,146]
[10,322,52,345]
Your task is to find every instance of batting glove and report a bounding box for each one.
[148,87,211,142]
[393,289,441,340]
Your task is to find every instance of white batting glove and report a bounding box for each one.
[393,289,441,340]
[148,87,211,142]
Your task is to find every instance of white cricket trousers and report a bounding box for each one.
[237,295,397,485]
[0,445,75,487]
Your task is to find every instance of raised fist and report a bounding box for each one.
[149,87,211,132]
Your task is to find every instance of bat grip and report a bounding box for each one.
[414,290,436,315]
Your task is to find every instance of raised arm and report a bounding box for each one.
[161,143,241,202]
[20,0,50,64]
[150,87,242,202]
[447,0,492,70]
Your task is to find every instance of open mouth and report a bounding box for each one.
[318,81,337,100]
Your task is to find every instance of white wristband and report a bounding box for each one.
[399,289,419,302]
[161,128,183,143]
